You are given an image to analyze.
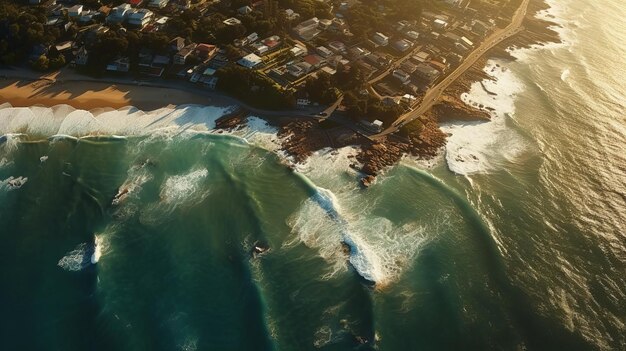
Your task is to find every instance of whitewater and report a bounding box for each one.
[1,0,625,349]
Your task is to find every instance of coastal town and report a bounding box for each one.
[0,0,558,184]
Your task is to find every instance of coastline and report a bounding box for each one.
[0,0,562,184]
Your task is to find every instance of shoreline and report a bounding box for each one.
[0,0,561,184]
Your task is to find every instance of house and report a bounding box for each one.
[68,5,83,18]
[196,44,218,61]
[148,0,168,9]
[203,76,219,90]
[454,42,470,54]
[372,32,389,46]
[287,61,312,77]
[360,119,383,133]
[170,37,186,53]
[303,54,325,69]
[402,94,417,104]
[247,32,259,43]
[237,53,263,69]
[396,20,411,32]
[429,60,447,73]
[75,46,89,66]
[316,46,333,58]
[107,4,132,24]
[330,18,347,32]
[412,51,430,63]
[106,57,130,72]
[174,43,197,65]
[392,39,412,52]
[460,36,474,47]
[328,41,346,54]
[238,6,252,15]
[223,17,242,26]
[414,63,440,83]
[294,17,320,40]
[152,55,170,67]
[473,20,492,36]
[405,30,419,40]
[290,45,307,57]
[392,69,411,84]
[348,46,369,60]
[128,9,153,28]
[442,32,462,45]
[365,53,383,67]
[318,19,332,30]
[433,19,448,30]
[400,61,417,74]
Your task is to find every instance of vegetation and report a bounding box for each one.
[216,65,294,109]
[343,90,403,125]
[303,72,339,104]
[0,2,63,65]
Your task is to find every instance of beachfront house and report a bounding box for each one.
[195,44,218,62]
[174,43,197,65]
[237,53,263,69]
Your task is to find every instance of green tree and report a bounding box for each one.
[31,54,49,71]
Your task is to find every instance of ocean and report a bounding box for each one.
[0,0,624,350]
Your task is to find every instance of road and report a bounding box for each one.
[373,0,530,138]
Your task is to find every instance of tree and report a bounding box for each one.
[31,54,49,71]
[304,72,339,104]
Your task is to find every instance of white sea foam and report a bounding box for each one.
[0,176,28,191]
[441,60,528,175]
[160,168,209,205]
[286,181,428,286]
[58,242,95,271]
[234,116,281,151]
[139,168,210,225]
[0,103,233,137]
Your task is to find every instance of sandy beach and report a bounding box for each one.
[0,68,228,111]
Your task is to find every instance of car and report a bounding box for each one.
[318,112,328,117]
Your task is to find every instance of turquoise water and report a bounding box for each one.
[1,0,625,349]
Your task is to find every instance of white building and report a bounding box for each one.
[405,30,419,40]
[237,53,263,69]
[223,17,242,26]
[433,19,448,30]
[107,4,132,24]
[372,32,389,46]
[294,17,320,40]
[290,45,307,57]
[128,9,153,28]
[68,5,83,18]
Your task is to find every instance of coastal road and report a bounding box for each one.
[372,0,530,138]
